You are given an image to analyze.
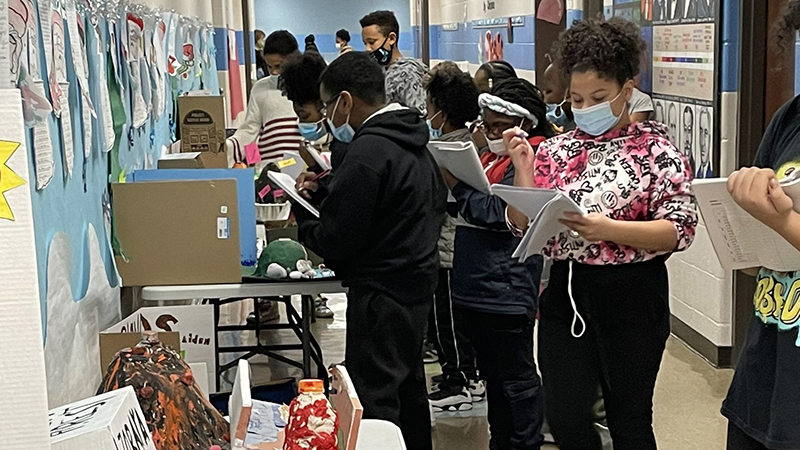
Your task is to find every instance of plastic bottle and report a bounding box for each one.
[283,380,338,450]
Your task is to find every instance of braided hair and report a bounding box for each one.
[478,61,518,88]
[490,78,554,139]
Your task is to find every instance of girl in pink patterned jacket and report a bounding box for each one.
[505,18,697,450]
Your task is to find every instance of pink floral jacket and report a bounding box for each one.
[531,121,697,265]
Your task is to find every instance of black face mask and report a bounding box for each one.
[370,37,394,66]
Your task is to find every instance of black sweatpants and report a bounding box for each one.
[459,307,544,450]
[346,286,432,450]
[429,268,477,385]
[539,258,670,450]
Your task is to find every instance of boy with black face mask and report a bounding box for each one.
[360,10,428,116]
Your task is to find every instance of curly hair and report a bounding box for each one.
[423,62,480,128]
[553,17,646,86]
[491,78,554,139]
[775,0,800,55]
[280,51,327,105]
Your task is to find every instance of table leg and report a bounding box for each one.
[213,299,221,393]
[302,294,312,378]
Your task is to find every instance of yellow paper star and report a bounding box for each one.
[0,141,26,221]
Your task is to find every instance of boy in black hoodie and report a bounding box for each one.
[293,52,445,450]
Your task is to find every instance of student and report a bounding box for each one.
[335,29,353,55]
[504,18,697,450]
[474,60,518,94]
[294,52,446,450]
[304,34,319,53]
[443,78,551,450]
[279,51,344,320]
[422,62,485,412]
[360,10,428,114]
[227,30,303,166]
[255,30,268,79]
[542,62,573,130]
[722,3,800,449]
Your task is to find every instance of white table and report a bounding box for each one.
[357,420,407,449]
[141,280,345,391]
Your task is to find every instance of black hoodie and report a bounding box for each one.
[295,107,447,303]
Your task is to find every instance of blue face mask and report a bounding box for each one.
[546,100,571,128]
[298,119,327,141]
[325,97,355,143]
[573,90,626,136]
[427,111,443,140]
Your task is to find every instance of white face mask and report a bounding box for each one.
[335,42,343,50]
[488,138,509,156]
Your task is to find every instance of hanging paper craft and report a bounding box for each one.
[165,13,179,76]
[127,13,147,128]
[94,22,114,152]
[0,0,11,87]
[8,0,27,83]
[65,0,94,158]
[19,0,55,189]
[49,1,74,177]
[149,19,166,120]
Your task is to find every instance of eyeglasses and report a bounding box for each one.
[320,93,342,118]
[477,121,518,138]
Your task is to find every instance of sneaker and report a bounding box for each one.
[429,385,473,413]
[469,380,486,402]
[423,341,438,364]
[246,298,281,324]
[314,296,334,319]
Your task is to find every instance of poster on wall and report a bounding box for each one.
[606,0,719,178]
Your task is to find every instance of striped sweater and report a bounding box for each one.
[227,76,303,165]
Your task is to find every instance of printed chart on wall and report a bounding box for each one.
[651,0,717,179]
[605,0,718,179]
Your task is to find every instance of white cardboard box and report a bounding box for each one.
[49,386,157,450]
[102,305,216,391]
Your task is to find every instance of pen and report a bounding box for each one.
[299,170,330,193]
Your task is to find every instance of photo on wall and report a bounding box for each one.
[694,105,713,178]
[665,100,681,150]
[654,98,666,124]
[680,103,697,172]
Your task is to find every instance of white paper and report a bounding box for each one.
[0,0,11,87]
[268,171,321,218]
[49,2,66,116]
[44,225,121,409]
[59,82,73,177]
[229,359,252,447]
[37,0,51,94]
[492,184,584,262]
[94,24,114,152]
[428,140,492,194]
[305,143,331,171]
[82,95,91,158]
[693,178,800,271]
[160,151,201,160]
[34,121,54,189]
[0,88,51,449]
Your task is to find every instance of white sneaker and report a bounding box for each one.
[429,385,474,413]
[469,380,486,402]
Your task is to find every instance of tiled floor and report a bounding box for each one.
[233,293,734,450]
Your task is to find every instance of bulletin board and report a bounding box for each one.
[605,0,720,179]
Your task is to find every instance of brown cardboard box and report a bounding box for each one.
[99,332,181,376]
[178,95,227,155]
[158,151,227,169]
[112,179,242,286]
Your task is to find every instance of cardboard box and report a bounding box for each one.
[112,180,241,286]
[102,305,217,392]
[98,332,181,376]
[131,169,257,267]
[158,151,227,169]
[49,386,157,450]
[178,95,227,154]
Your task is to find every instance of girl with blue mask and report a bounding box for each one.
[505,17,697,450]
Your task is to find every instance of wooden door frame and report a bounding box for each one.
[732,0,768,365]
